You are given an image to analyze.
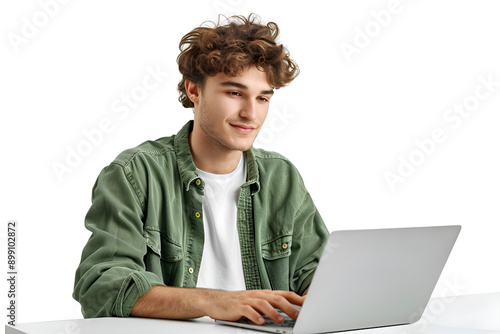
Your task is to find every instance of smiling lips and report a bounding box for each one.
[231,124,256,134]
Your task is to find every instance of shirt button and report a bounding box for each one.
[195,179,201,186]
[282,243,288,250]
[188,267,194,274]
[195,212,201,218]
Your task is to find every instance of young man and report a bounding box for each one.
[73,14,329,326]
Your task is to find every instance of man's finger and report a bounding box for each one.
[250,298,286,324]
[277,290,305,306]
[268,297,300,321]
[241,305,266,325]
[255,292,301,321]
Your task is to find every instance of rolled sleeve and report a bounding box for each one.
[113,271,166,317]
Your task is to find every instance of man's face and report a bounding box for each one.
[192,66,274,152]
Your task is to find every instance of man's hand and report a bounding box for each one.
[130,286,304,325]
[204,289,304,325]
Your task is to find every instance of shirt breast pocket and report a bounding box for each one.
[144,228,184,286]
[261,235,292,291]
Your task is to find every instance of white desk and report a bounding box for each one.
[5,293,500,334]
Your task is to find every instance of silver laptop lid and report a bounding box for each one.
[294,225,461,334]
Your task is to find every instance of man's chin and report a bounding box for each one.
[228,141,254,152]
[226,137,256,152]
[231,144,253,152]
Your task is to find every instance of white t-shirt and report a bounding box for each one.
[195,154,247,291]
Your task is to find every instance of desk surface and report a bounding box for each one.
[6,293,500,334]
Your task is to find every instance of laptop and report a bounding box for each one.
[216,225,461,334]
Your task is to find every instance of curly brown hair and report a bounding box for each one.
[177,14,299,108]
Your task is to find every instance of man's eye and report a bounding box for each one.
[228,91,241,96]
[258,97,269,102]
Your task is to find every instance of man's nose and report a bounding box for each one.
[240,98,257,120]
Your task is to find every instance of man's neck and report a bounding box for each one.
[188,129,243,175]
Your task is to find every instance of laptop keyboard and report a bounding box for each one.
[236,312,295,327]
[263,316,295,327]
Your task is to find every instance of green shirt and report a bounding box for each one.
[73,121,330,318]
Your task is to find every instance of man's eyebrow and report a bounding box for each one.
[220,81,274,95]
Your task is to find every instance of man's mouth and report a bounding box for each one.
[231,124,256,134]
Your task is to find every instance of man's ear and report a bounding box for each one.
[185,80,200,105]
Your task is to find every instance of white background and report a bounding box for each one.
[1,0,499,324]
